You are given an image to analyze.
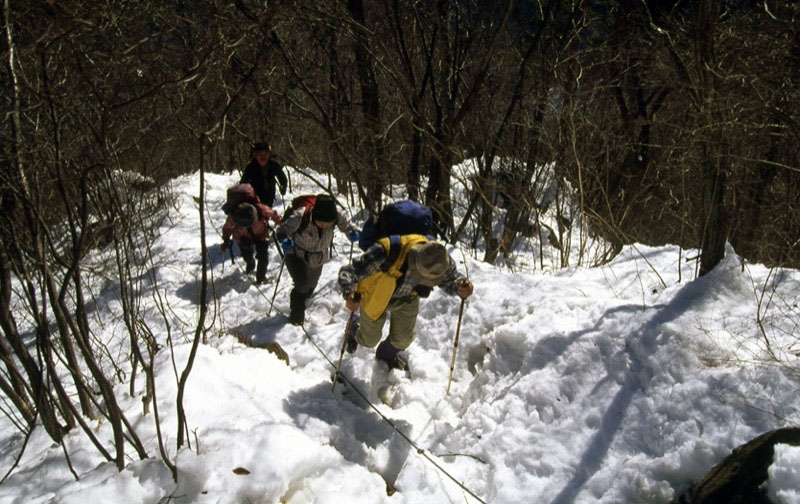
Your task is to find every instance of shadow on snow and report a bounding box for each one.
[283,378,412,493]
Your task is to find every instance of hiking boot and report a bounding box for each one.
[376,340,409,371]
[256,260,268,283]
[288,306,304,325]
[345,314,359,353]
[289,290,306,326]
[378,353,409,372]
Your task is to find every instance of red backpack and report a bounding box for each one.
[221,183,259,215]
[282,195,316,234]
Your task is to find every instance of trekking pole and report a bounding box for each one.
[333,310,357,394]
[267,251,286,317]
[446,298,466,395]
[271,230,285,260]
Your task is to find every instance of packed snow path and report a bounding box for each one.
[0,170,798,504]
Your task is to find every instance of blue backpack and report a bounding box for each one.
[358,200,433,252]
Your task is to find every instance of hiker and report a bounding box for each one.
[221,197,282,284]
[276,194,360,325]
[338,236,474,371]
[240,142,287,208]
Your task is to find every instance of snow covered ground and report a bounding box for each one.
[1,165,799,504]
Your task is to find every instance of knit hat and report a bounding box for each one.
[311,195,337,223]
[233,203,257,228]
[407,242,451,287]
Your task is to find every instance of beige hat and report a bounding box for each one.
[407,242,451,287]
[233,203,257,228]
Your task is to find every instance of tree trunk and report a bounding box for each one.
[696,0,727,276]
[699,143,727,275]
[348,0,385,212]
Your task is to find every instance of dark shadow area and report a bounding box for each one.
[525,303,666,374]
[228,314,288,345]
[191,240,237,268]
[175,268,251,304]
[549,278,719,504]
[283,376,412,492]
[490,303,663,404]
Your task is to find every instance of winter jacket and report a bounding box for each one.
[277,206,357,269]
[338,234,463,320]
[222,202,281,244]
[240,159,287,207]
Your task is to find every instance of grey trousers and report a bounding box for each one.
[285,253,322,296]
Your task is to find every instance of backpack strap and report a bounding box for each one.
[284,195,316,235]
[297,202,314,234]
[379,235,402,271]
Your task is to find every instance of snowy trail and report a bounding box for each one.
[176,183,797,502]
[1,169,799,504]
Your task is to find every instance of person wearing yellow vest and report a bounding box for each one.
[338,235,474,371]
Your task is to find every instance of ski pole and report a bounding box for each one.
[267,251,286,317]
[271,230,285,260]
[333,309,357,394]
[446,298,466,395]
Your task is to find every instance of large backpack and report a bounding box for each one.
[222,183,258,215]
[282,194,317,234]
[358,200,433,251]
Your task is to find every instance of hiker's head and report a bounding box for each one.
[233,203,257,228]
[250,142,272,167]
[407,242,451,287]
[312,194,337,227]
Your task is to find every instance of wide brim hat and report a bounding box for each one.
[251,142,271,152]
[233,203,257,227]
[407,242,451,287]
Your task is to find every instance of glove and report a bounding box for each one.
[348,230,360,243]
[456,278,474,299]
[345,291,361,312]
[281,238,294,253]
[221,239,231,252]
